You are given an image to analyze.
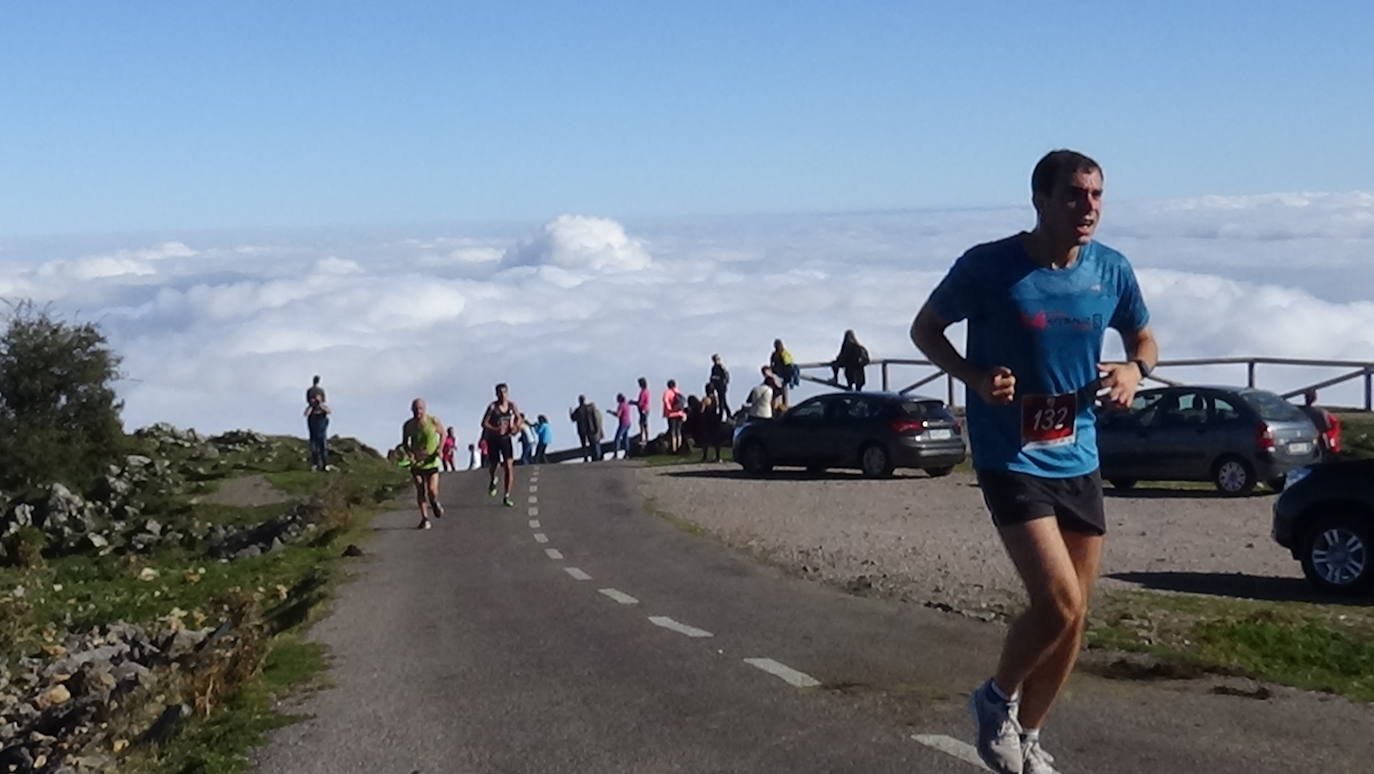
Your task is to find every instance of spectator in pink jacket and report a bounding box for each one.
[662,379,686,453]
[636,377,651,450]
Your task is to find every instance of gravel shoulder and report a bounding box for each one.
[636,463,1305,618]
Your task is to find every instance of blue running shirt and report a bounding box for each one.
[928,235,1150,477]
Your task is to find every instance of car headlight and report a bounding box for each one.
[1285,466,1313,489]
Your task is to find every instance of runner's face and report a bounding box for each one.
[496,386,508,402]
[1036,168,1103,246]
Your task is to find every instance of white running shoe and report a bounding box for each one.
[417,518,432,530]
[968,679,1023,774]
[1022,739,1061,774]
[430,501,444,519]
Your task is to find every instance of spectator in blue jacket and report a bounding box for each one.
[533,415,553,464]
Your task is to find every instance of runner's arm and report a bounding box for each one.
[911,304,993,390]
[1099,325,1159,407]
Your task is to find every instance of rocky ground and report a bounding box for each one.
[636,463,1305,619]
[0,425,403,773]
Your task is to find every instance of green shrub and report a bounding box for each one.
[0,301,125,491]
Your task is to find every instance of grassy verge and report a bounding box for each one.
[123,637,328,774]
[638,448,735,467]
[0,434,407,772]
[1088,589,1374,701]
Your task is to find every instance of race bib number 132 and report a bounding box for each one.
[1021,393,1077,449]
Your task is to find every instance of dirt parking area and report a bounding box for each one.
[636,463,1309,618]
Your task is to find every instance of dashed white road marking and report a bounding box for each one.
[528,519,541,528]
[529,485,538,493]
[742,658,821,688]
[528,507,539,517]
[910,735,991,770]
[564,567,592,581]
[545,548,564,560]
[533,533,549,544]
[598,588,639,605]
[648,616,713,638]
[528,495,539,504]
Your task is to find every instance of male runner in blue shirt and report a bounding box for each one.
[912,149,1159,774]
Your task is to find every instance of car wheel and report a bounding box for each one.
[1301,514,1373,593]
[1266,477,1286,493]
[1212,456,1256,496]
[1110,479,1138,490]
[859,444,893,478]
[739,442,772,475]
[924,466,954,478]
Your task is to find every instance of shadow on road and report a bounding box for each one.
[1107,570,1374,606]
[1104,487,1272,500]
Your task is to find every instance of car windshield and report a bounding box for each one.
[900,400,953,421]
[1242,390,1306,422]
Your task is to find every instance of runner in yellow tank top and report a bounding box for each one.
[402,397,446,530]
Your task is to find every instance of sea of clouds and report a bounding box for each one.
[1,193,1371,453]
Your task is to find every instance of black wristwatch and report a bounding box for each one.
[1132,359,1152,380]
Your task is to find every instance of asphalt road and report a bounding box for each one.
[254,463,1374,773]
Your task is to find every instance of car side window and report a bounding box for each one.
[1173,392,1208,426]
[788,400,826,421]
[1211,396,1242,424]
[1136,393,1177,428]
[845,398,876,421]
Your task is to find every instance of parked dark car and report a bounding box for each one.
[1272,459,1374,593]
[732,392,966,478]
[1097,386,1320,495]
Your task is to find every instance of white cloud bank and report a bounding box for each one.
[1,194,1371,451]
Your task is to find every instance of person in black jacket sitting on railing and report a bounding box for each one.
[830,329,871,391]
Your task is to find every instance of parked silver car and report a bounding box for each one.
[1097,386,1321,495]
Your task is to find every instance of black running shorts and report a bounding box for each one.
[976,469,1106,536]
[484,433,515,463]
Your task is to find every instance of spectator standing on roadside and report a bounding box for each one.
[467,443,477,470]
[533,414,553,463]
[636,377,652,449]
[709,354,732,414]
[570,395,604,461]
[441,427,458,472]
[304,375,331,471]
[607,393,633,459]
[663,379,687,453]
[746,368,775,421]
[700,382,725,462]
[1299,389,1341,459]
[518,413,537,464]
[831,330,871,391]
[684,394,703,456]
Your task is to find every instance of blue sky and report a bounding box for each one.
[2,1,1371,235]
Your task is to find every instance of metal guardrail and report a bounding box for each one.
[796,357,1374,411]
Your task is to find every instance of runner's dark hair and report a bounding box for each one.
[1031,149,1101,197]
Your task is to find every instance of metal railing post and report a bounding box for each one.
[1247,361,1256,388]
[947,372,955,408]
[1366,368,1372,412]
[881,362,889,392]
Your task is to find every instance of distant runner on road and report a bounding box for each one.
[482,383,523,507]
[401,398,446,530]
[912,149,1158,774]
